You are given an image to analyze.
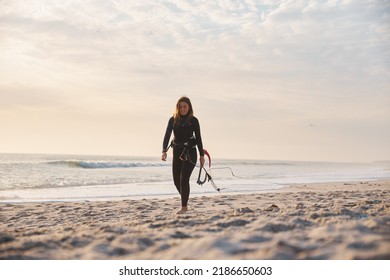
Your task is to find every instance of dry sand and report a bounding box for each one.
[0,180,389,260]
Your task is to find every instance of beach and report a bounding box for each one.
[0,179,389,260]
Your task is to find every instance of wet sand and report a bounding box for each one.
[0,180,389,259]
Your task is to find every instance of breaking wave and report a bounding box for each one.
[47,160,168,169]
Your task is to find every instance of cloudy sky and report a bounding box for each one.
[0,0,389,162]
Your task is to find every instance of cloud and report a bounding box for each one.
[0,0,389,160]
[1,0,388,93]
[2,0,387,78]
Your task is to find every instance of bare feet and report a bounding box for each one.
[177,207,188,214]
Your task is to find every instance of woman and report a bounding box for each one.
[161,96,205,214]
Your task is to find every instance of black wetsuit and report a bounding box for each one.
[162,115,204,207]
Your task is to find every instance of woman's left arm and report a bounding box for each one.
[193,117,205,167]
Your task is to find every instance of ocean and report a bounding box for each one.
[0,153,389,203]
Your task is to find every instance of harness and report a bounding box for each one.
[170,137,197,161]
[166,138,221,193]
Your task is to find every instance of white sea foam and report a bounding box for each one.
[0,153,389,203]
[47,160,167,169]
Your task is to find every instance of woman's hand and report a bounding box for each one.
[161,152,167,161]
[199,156,205,167]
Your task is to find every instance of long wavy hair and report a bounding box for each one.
[173,96,194,126]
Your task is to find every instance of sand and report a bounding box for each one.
[0,180,389,260]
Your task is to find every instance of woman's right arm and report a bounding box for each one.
[162,117,174,160]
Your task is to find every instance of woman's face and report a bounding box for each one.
[179,102,190,116]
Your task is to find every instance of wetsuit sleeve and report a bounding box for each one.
[162,117,174,153]
[193,117,204,156]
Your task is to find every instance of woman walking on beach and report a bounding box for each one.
[161,96,205,214]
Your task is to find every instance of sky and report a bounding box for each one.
[0,0,389,162]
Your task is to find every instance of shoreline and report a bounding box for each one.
[0,179,389,260]
[1,177,389,205]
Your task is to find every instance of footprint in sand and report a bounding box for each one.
[94,243,130,256]
[213,239,255,255]
[119,237,155,248]
[68,236,93,248]
[233,207,254,214]
[347,241,378,250]
[260,223,295,233]
[170,231,192,239]
[216,219,250,228]
[0,233,15,244]
[241,235,272,243]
